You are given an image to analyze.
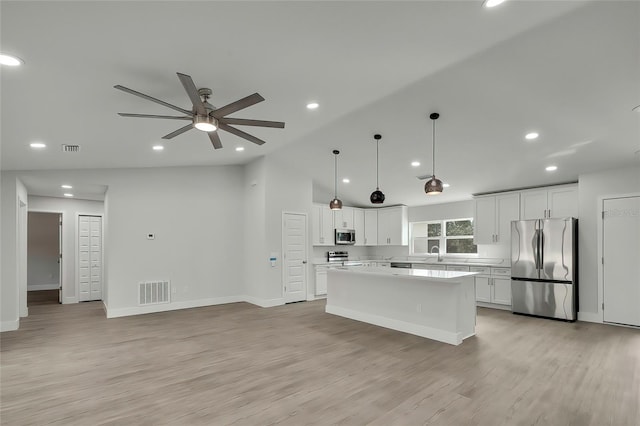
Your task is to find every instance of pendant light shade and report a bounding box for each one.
[370,134,385,204]
[329,149,343,210]
[425,112,444,196]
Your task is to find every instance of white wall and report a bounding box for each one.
[27,212,60,290]
[101,166,245,316]
[1,174,28,331]
[578,166,640,319]
[243,157,268,302]
[264,156,313,303]
[28,196,104,303]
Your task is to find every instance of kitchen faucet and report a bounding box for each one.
[430,246,443,262]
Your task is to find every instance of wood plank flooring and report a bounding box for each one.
[1,300,639,425]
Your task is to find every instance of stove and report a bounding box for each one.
[327,251,349,263]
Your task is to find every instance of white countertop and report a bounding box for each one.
[328,266,478,281]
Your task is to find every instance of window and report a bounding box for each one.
[410,218,477,255]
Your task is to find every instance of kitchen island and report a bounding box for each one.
[326,266,477,345]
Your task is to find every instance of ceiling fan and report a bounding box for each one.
[114,72,285,149]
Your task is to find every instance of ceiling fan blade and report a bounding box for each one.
[221,118,285,129]
[219,122,266,146]
[162,124,193,139]
[212,93,265,118]
[208,131,223,150]
[176,73,206,116]
[118,113,192,120]
[114,85,192,116]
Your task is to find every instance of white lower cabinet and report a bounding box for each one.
[315,265,329,295]
[471,266,511,307]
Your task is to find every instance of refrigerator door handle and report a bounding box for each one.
[539,230,544,272]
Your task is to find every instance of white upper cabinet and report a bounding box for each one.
[364,209,378,246]
[334,207,355,229]
[353,208,365,246]
[377,206,408,246]
[312,204,334,246]
[474,193,520,245]
[520,184,578,219]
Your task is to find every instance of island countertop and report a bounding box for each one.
[329,266,478,281]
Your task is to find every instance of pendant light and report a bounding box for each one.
[370,134,385,204]
[425,112,444,195]
[329,149,343,210]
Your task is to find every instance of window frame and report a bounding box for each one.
[409,218,478,256]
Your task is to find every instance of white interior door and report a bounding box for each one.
[78,215,103,302]
[603,196,640,326]
[283,212,307,303]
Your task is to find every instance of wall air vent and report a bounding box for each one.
[139,280,170,305]
[61,144,80,152]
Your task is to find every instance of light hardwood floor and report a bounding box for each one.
[1,300,639,425]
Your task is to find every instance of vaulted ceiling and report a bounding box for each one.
[2,1,638,206]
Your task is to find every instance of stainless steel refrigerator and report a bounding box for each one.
[511,218,578,321]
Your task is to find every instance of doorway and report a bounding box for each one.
[27,212,62,306]
[282,212,308,303]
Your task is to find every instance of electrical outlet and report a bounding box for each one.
[172,287,177,294]
[416,303,422,313]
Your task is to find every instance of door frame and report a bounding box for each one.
[27,208,64,306]
[76,213,105,304]
[597,192,640,324]
[281,211,309,302]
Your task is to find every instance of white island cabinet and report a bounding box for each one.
[326,267,477,345]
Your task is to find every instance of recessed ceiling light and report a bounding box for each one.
[63,193,74,197]
[235,146,245,152]
[30,142,46,149]
[546,165,558,172]
[411,161,421,167]
[0,54,24,67]
[306,102,319,110]
[525,132,539,140]
[342,178,350,183]
[152,145,164,151]
[443,183,451,188]
[483,0,507,8]
[61,185,73,189]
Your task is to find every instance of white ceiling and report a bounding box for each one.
[1,1,638,206]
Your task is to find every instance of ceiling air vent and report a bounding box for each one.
[61,144,80,152]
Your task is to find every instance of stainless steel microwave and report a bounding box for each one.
[335,229,356,245]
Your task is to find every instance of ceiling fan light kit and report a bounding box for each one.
[425,112,444,196]
[330,149,343,211]
[370,134,385,204]
[115,72,284,150]
[193,115,218,132]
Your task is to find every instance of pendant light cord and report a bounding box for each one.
[432,118,436,177]
[334,153,338,198]
[376,139,380,190]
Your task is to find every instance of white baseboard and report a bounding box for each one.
[325,304,465,346]
[578,311,602,323]
[106,296,245,318]
[63,296,77,304]
[28,284,59,291]
[242,295,285,308]
[0,319,19,332]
